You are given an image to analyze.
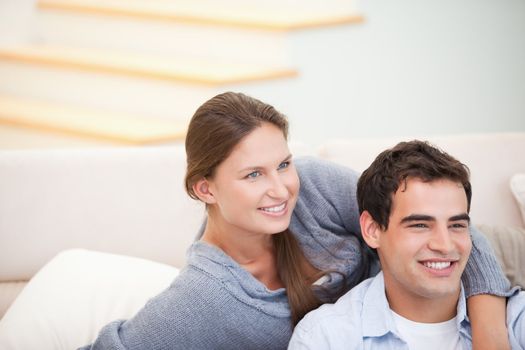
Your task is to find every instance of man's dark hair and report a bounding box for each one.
[356,140,472,230]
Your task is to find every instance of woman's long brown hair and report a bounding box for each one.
[273,230,321,325]
[185,92,321,326]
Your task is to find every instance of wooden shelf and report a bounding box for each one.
[0,95,187,144]
[0,45,298,85]
[38,0,364,31]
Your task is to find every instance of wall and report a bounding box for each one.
[270,0,525,146]
[0,0,524,148]
[0,0,35,45]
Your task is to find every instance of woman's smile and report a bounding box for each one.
[258,202,288,216]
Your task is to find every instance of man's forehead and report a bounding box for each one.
[395,177,463,192]
[390,178,468,215]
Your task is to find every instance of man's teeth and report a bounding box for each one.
[261,203,286,213]
[423,261,452,270]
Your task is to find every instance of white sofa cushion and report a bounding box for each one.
[510,173,525,226]
[0,249,178,350]
[0,282,26,320]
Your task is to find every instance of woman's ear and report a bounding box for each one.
[360,211,382,249]
[192,178,216,204]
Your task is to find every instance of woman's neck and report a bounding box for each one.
[202,220,273,263]
[201,216,284,290]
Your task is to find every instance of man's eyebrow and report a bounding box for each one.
[400,214,435,224]
[450,213,470,222]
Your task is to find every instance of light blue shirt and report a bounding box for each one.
[289,272,525,350]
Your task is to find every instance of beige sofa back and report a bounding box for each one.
[1,132,524,286]
[0,146,204,283]
[319,133,525,228]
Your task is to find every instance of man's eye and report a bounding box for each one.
[450,223,468,229]
[246,171,261,179]
[278,161,290,170]
[410,223,427,229]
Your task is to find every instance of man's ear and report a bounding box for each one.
[192,178,216,204]
[360,211,382,249]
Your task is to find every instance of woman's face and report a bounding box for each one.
[206,122,300,237]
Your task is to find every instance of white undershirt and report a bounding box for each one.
[391,310,463,350]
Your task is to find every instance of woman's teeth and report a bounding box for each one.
[260,203,286,212]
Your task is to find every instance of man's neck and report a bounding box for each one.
[383,279,461,323]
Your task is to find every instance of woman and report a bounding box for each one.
[82,92,512,349]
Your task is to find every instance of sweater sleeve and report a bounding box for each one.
[79,268,231,350]
[79,266,291,350]
[294,157,362,236]
[292,157,379,288]
[462,224,512,297]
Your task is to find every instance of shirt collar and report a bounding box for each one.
[361,272,398,337]
[456,284,472,340]
[361,272,471,338]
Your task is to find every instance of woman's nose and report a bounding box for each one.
[267,175,288,199]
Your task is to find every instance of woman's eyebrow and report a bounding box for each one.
[238,154,292,173]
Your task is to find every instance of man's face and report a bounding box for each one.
[376,178,472,304]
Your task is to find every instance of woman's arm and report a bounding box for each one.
[292,157,379,287]
[80,269,230,349]
[293,157,362,236]
[463,225,513,350]
[81,264,292,350]
[463,225,511,296]
[468,295,510,350]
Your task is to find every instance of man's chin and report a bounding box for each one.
[416,284,462,300]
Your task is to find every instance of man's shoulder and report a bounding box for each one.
[507,290,525,325]
[289,278,376,349]
[505,290,525,348]
[297,277,375,331]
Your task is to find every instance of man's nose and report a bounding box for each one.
[428,225,454,253]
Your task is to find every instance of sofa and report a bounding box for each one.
[0,132,524,349]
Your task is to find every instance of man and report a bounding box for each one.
[288,140,524,349]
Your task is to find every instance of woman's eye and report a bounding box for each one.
[246,171,261,179]
[278,161,290,170]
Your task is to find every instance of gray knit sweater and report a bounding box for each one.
[81,157,510,350]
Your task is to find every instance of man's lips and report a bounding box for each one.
[419,258,460,276]
[422,261,453,270]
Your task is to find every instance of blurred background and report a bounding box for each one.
[0,0,523,149]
